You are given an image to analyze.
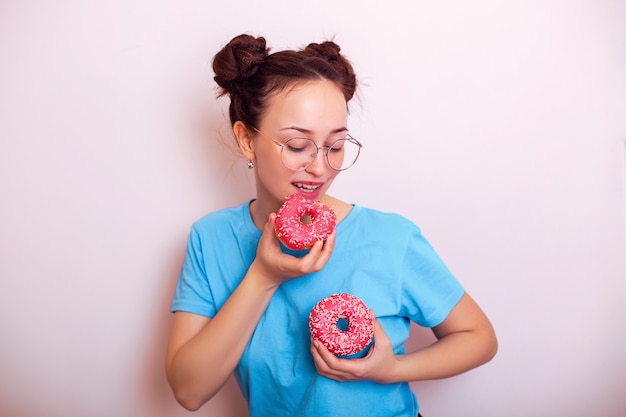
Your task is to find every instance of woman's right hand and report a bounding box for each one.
[249,213,336,287]
[166,213,336,411]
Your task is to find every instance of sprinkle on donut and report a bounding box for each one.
[275,193,337,251]
[309,293,374,357]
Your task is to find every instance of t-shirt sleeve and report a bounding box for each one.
[170,225,217,317]
[399,225,465,327]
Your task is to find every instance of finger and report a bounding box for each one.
[323,229,336,253]
[307,229,335,256]
[257,214,274,244]
[259,214,285,253]
[370,310,387,341]
[291,241,325,274]
[307,230,336,270]
[310,339,334,376]
[263,213,277,234]
[313,339,340,368]
[311,340,353,381]
[311,339,329,363]
[311,339,349,373]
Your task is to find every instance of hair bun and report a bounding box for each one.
[303,40,356,101]
[213,34,269,93]
[303,41,342,62]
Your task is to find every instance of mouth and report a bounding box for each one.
[292,182,322,194]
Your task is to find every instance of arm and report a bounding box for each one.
[166,215,336,411]
[311,292,497,383]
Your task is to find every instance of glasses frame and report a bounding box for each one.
[250,126,362,172]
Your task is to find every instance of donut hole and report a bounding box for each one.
[300,213,313,225]
[336,317,349,332]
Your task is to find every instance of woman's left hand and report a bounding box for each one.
[310,311,399,384]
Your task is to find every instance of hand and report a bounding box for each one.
[250,213,336,287]
[310,311,400,384]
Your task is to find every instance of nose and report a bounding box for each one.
[304,147,328,174]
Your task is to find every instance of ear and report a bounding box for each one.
[233,121,256,161]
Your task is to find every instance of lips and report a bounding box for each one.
[291,182,326,200]
[293,182,321,193]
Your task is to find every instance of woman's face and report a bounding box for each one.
[252,79,349,210]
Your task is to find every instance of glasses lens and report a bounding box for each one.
[280,137,362,171]
[327,137,361,171]
[281,138,318,171]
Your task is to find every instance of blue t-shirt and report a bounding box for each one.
[171,201,464,417]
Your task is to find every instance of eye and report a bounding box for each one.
[329,139,347,152]
[284,138,314,153]
[286,144,306,152]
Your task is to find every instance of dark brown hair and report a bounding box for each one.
[212,34,357,128]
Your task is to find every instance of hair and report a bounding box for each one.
[212,34,358,129]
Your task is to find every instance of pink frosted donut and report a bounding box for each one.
[275,193,336,251]
[309,293,374,357]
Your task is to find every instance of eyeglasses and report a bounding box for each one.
[251,127,362,171]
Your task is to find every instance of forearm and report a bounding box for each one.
[394,327,498,382]
[390,293,497,383]
[166,265,277,410]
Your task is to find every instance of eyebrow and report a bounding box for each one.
[279,126,348,135]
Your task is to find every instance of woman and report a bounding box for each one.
[165,33,497,416]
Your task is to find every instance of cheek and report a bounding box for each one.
[256,156,292,185]
[326,170,340,182]
[254,144,282,171]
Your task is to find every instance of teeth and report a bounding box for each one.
[294,182,319,192]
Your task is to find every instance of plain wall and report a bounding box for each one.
[1,1,624,416]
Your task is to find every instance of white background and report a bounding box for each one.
[1,1,625,416]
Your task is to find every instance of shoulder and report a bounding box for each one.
[353,205,421,232]
[186,201,257,243]
[341,205,424,250]
[192,201,249,229]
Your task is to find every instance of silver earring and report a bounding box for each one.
[247,160,254,169]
